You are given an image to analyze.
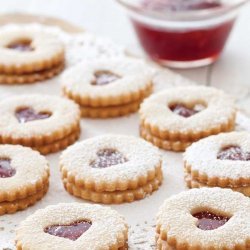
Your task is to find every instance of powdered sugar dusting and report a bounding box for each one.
[157,188,250,249]
[61,58,154,99]
[0,94,79,138]
[16,203,127,250]
[140,86,236,132]
[184,132,250,179]
[0,145,48,195]
[60,134,161,183]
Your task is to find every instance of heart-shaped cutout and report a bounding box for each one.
[90,148,128,168]
[193,211,230,230]
[44,220,92,241]
[0,158,16,178]
[91,70,120,86]
[15,107,51,123]
[217,146,250,161]
[169,103,205,118]
[7,39,34,52]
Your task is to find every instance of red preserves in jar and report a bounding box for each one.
[117,0,247,68]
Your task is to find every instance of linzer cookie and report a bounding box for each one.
[156,188,250,250]
[0,28,65,84]
[139,86,236,151]
[15,203,128,250]
[60,134,163,204]
[0,94,81,154]
[0,144,49,215]
[61,58,154,118]
[184,132,250,196]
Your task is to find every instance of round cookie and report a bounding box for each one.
[184,132,250,196]
[156,188,250,250]
[61,58,154,107]
[15,203,128,250]
[0,144,49,214]
[60,134,162,192]
[0,94,81,154]
[139,86,236,151]
[0,28,64,75]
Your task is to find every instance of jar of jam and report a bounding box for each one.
[117,0,248,68]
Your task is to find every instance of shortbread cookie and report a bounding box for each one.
[0,28,64,75]
[0,144,49,214]
[63,171,163,204]
[16,203,128,250]
[0,63,64,84]
[60,134,162,192]
[62,58,154,107]
[0,94,81,154]
[156,188,250,250]
[139,86,236,151]
[184,132,250,196]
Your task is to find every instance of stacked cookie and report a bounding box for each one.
[156,188,250,249]
[139,86,236,151]
[184,132,250,196]
[0,94,81,154]
[0,145,49,215]
[60,134,163,204]
[16,203,128,250]
[0,28,64,84]
[61,58,154,118]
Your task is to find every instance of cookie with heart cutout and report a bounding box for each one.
[139,86,236,151]
[156,188,250,250]
[60,134,163,203]
[0,28,64,74]
[184,132,250,196]
[15,203,128,250]
[0,94,81,154]
[61,58,154,118]
[0,144,49,215]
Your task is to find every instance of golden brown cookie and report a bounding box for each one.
[60,134,163,203]
[184,132,250,196]
[61,58,154,118]
[16,203,128,250]
[139,86,236,151]
[0,28,64,75]
[156,188,250,250]
[0,144,49,214]
[0,94,81,154]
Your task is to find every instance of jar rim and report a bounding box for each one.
[116,0,248,22]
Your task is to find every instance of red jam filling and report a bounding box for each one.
[0,158,16,178]
[15,107,51,123]
[217,146,250,161]
[193,211,229,230]
[91,71,120,86]
[90,148,128,168]
[132,0,235,63]
[169,103,204,118]
[7,39,34,52]
[44,220,92,241]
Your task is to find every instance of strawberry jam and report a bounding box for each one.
[131,0,236,67]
